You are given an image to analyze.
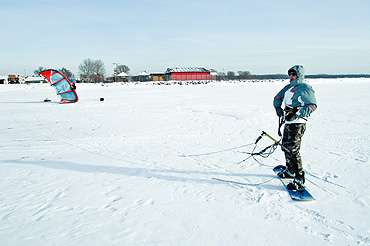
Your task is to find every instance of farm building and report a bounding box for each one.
[151,72,165,82]
[165,67,211,81]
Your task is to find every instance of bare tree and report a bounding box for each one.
[79,58,106,82]
[79,58,94,82]
[115,64,130,74]
[34,66,46,76]
[60,67,74,78]
[93,59,106,82]
[217,72,226,81]
[238,71,252,79]
[227,71,235,80]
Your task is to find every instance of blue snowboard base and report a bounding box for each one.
[273,166,315,201]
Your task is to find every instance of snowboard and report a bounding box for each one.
[273,165,315,201]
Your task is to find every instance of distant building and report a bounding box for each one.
[117,72,129,82]
[25,76,46,83]
[8,75,18,83]
[6,75,26,84]
[132,71,151,82]
[210,71,218,80]
[0,75,8,84]
[151,72,165,82]
[138,71,150,82]
[165,67,211,81]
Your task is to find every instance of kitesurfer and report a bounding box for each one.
[273,65,317,188]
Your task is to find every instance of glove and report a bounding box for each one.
[275,107,283,117]
[284,106,298,121]
[285,111,297,121]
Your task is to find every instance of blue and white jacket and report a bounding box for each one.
[273,65,317,124]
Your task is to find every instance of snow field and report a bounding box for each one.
[1,79,370,245]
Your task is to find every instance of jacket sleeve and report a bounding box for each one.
[296,86,317,118]
[273,86,287,109]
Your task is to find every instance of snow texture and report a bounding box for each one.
[1,79,370,245]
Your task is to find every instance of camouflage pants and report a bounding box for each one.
[282,123,306,175]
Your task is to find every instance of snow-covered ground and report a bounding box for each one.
[1,79,369,245]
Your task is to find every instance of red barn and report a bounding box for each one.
[165,67,211,81]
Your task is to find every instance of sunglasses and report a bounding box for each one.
[288,72,297,76]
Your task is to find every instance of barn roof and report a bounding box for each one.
[165,67,210,73]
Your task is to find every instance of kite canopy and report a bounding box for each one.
[39,69,78,104]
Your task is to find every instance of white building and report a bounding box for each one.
[0,75,8,84]
[24,76,46,83]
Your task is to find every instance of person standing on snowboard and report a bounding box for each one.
[273,65,317,189]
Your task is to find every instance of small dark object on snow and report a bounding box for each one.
[44,98,51,102]
[100,98,104,101]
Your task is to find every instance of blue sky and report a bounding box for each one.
[1,0,369,77]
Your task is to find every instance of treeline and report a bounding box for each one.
[33,59,130,83]
[32,60,370,82]
[306,74,370,79]
[220,73,370,80]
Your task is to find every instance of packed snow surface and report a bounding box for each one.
[1,79,370,245]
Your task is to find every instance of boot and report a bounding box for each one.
[287,180,304,191]
[296,170,305,184]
